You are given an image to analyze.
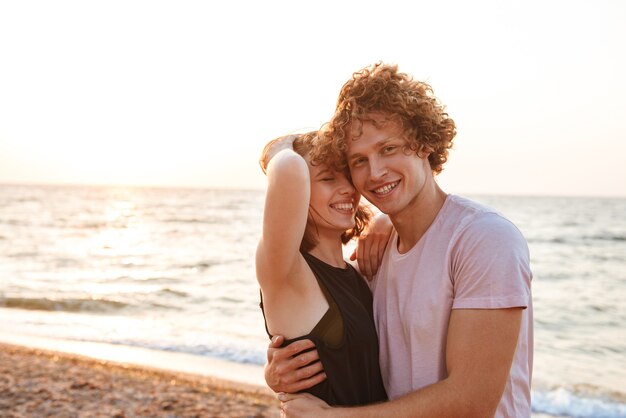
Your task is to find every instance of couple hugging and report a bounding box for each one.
[256,63,533,418]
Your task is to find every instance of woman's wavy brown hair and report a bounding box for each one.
[260,131,371,253]
[320,62,457,174]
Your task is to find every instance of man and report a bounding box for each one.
[267,63,533,418]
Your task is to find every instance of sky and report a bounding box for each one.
[1,0,625,197]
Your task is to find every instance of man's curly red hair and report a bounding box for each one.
[319,62,457,175]
[260,131,371,253]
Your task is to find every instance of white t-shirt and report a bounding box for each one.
[371,194,533,417]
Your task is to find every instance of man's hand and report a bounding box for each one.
[278,392,332,418]
[350,214,393,281]
[265,335,327,393]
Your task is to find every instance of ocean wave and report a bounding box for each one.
[582,234,626,242]
[0,297,130,313]
[161,218,216,224]
[103,276,177,284]
[76,221,109,229]
[528,237,569,244]
[178,261,214,270]
[217,296,244,304]
[159,288,188,297]
[104,339,266,366]
[6,252,39,258]
[528,234,626,244]
[533,387,626,418]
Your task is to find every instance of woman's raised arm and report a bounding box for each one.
[256,135,310,288]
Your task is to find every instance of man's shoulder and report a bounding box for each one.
[444,196,533,291]
[445,194,498,217]
[444,195,527,247]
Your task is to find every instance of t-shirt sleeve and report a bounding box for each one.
[450,212,532,310]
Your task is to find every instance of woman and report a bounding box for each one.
[256,131,387,406]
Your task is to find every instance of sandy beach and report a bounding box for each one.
[0,343,279,417]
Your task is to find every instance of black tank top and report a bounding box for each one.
[260,252,387,406]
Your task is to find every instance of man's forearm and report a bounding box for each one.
[328,308,522,418]
[329,378,493,418]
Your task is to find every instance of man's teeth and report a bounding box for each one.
[374,182,399,194]
[331,203,353,211]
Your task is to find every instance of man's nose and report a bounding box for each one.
[369,158,388,181]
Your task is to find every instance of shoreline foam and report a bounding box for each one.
[0,332,267,388]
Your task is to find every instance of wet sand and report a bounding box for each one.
[0,343,279,417]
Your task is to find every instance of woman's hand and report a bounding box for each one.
[260,134,300,173]
[350,214,393,281]
[278,392,332,418]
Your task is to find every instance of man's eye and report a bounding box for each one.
[352,158,366,167]
[383,146,396,153]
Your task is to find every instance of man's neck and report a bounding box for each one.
[391,181,448,254]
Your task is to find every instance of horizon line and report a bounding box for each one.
[1,180,624,200]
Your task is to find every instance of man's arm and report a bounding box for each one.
[281,308,522,418]
[350,213,393,281]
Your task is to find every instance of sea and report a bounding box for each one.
[0,184,624,418]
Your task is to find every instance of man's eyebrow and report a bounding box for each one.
[378,136,403,145]
[347,152,364,161]
[315,168,332,177]
[348,137,403,160]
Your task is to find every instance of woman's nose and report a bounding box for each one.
[338,178,356,195]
